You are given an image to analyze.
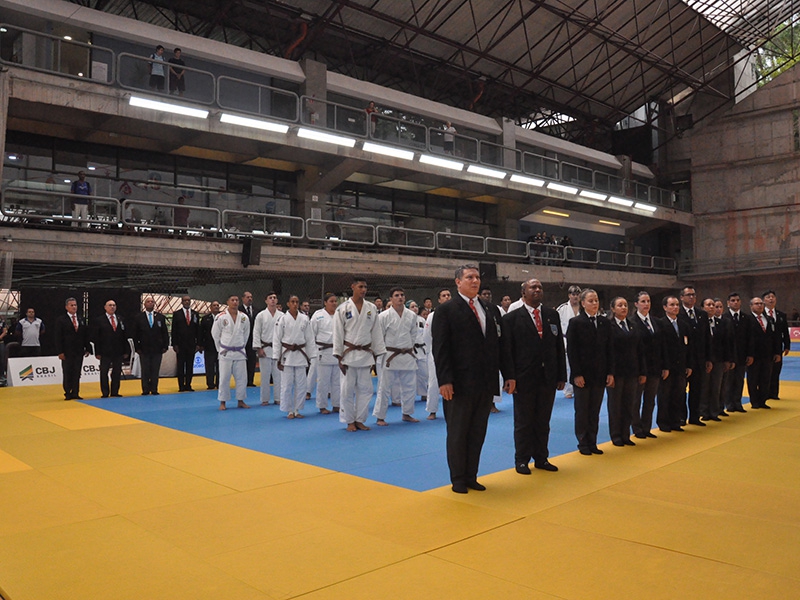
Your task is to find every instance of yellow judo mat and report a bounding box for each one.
[1,376,799,599]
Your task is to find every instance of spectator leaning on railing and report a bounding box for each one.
[69,170,92,228]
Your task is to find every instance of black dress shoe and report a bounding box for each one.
[591,447,604,455]
[680,420,687,426]
[719,411,730,417]
[672,426,685,432]
[101,395,109,398]
[535,461,558,472]
[708,416,722,421]
[579,449,593,455]
[761,403,771,409]
[634,433,647,439]
[74,396,83,400]
[451,482,468,494]
[645,432,658,438]
[141,392,150,396]
[623,439,636,446]
[111,393,123,398]
[151,392,159,396]
[734,408,747,413]
[465,481,486,491]
[688,420,706,426]
[515,463,532,475]
[247,383,257,388]
[659,427,671,433]
[185,387,194,392]
[612,441,625,447]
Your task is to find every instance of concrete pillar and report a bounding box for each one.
[498,117,517,170]
[299,59,327,127]
[0,69,8,186]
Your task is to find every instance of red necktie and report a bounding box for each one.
[71,314,78,331]
[533,307,543,337]
[469,298,480,324]
[110,314,117,331]
[758,315,765,331]
[186,310,190,325]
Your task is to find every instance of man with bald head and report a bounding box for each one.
[747,296,781,409]
[500,279,566,474]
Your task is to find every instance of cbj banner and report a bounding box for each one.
[8,356,102,387]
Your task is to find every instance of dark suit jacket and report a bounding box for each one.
[432,294,500,397]
[658,316,694,373]
[500,304,566,392]
[631,313,666,376]
[200,313,217,350]
[566,312,614,385]
[679,306,709,367]
[132,311,169,354]
[608,317,646,378]
[750,313,781,360]
[722,310,754,363]
[241,304,257,348]
[53,313,91,357]
[171,308,200,348]
[770,309,791,353]
[91,313,131,358]
[707,316,735,364]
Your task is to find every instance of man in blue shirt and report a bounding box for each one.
[69,170,92,227]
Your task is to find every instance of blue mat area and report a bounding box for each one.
[82,357,798,492]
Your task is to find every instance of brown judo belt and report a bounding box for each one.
[280,342,310,366]
[385,346,415,368]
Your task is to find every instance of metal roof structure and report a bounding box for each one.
[55,0,800,148]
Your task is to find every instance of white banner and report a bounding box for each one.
[8,355,102,387]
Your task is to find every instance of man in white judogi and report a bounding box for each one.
[425,288,451,419]
[374,288,420,426]
[253,292,283,406]
[333,277,386,431]
[212,294,251,410]
[311,293,340,414]
[409,301,428,402]
[273,295,316,418]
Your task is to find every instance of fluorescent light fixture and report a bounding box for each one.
[63,35,72,41]
[634,202,658,212]
[327,236,340,241]
[297,127,356,148]
[579,190,607,201]
[87,166,96,170]
[608,196,634,207]
[599,219,621,226]
[362,142,414,160]
[547,182,579,194]
[543,209,570,218]
[64,179,71,183]
[510,174,545,187]
[220,112,290,134]
[273,231,292,237]
[419,154,464,171]
[129,96,209,119]
[0,28,8,33]
[467,165,506,179]
[7,155,18,160]
[77,72,84,77]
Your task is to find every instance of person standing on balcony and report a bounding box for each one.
[69,170,91,228]
[365,101,378,137]
[149,45,166,91]
[168,48,186,96]
[443,122,457,155]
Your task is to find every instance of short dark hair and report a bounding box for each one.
[479,286,492,294]
[728,292,740,300]
[762,290,776,298]
[266,291,278,299]
[455,264,479,280]
[635,290,650,302]
[389,287,405,297]
[64,297,77,305]
[680,286,696,297]
[156,44,164,51]
[568,285,581,294]
[323,292,337,302]
[437,288,450,300]
[173,47,181,53]
[663,295,678,307]
[352,276,367,285]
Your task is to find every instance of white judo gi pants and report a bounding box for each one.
[425,353,441,414]
[218,359,247,404]
[416,356,428,398]
[316,363,341,410]
[339,366,374,424]
[280,365,307,414]
[258,355,281,404]
[374,369,416,419]
[306,358,317,398]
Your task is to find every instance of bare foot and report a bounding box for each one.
[346,423,357,432]
[219,403,226,411]
[377,419,389,426]
[332,407,340,412]
[490,405,500,413]
[319,408,331,415]
[402,414,419,423]
[273,401,280,405]
[294,413,304,419]
[355,422,370,431]
[391,401,401,406]
[260,401,270,406]
[238,401,250,409]
[287,413,295,419]
[427,413,436,420]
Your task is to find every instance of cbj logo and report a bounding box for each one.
[83,365,99,373]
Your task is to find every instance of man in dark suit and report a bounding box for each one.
[200,300,221,390]
[657,295,694,432]
[747,297,782,409]
[721,292,753,413]
[432,264,501,494]
[91,299,130,398]
[678,286,710,427]
[566,288,614,456]
[241,290,258,387]
[54,297,91,400]
[631,291,667,438]
[762,290,791,399]
[699,298,735,421]
[500,278,566,474]
[132,296,169,395]
[171,294,200,392]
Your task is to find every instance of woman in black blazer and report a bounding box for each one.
[606,297,646,447]
[566,289,614,455]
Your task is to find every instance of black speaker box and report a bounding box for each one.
[242,238,262,267]
[479,262,497,281]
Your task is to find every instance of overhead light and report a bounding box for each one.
[63,35,72,41]
[543,209,570,218]
[64,179,71,183]
[87,166,96,171]
[273,231,292,237]
[220,112,290,134]
[7,155,18,160]
[297,127,356,147]
[362,142,414,160]
[608,196,634,207]
[419,154,464,171]
[467,165,506,179]
[129,96,209,119]
[0,28,8,33]
[599,219,621,226]
[634,202,658,212]
[77,72,84,77]
[510,174,545,187]
[547,182,578,194]
[579,190,607,201]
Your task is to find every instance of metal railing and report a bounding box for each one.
[117,52,216,105]
[435,231,485,254]
[371,113,427,150]
[678,248,800,277]
[301,96,368,137]
[218,76,300,122]
[306,219,376,246]
[222,209,304,239]
[121,199,220,232]
[486,237,528,259]
[376,226,435,250]
[428,128,480,162]
[1,187,120,225]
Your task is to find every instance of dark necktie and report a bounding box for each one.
[620,320,628,332]
[589,316,597,328]
[644,317,653,333]
[688,308,696,323]
[733,312,739,323]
